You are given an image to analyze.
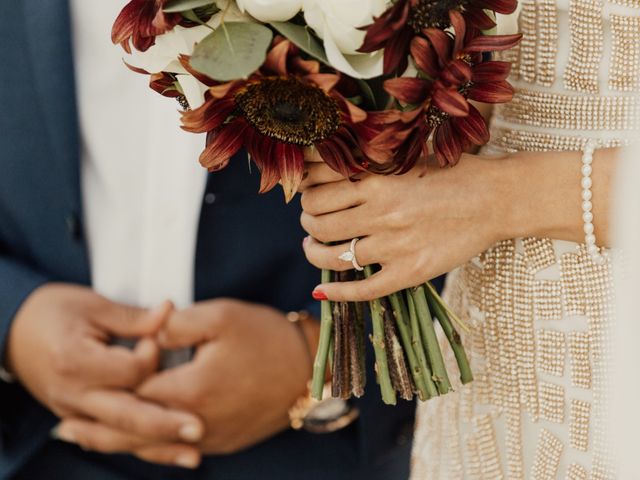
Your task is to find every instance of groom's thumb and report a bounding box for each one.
[94,300,174,338]
[157,308,220,350]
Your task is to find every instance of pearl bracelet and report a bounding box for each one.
[581,140,604,264]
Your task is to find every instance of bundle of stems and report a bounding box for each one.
[311,267,473,404]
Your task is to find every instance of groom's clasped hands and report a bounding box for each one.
[6,285,312,469]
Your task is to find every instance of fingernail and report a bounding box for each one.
[179,423,203,442]
[135,337,156,359]
[312,290,328,301]
[53,426,75,444]
[302,236,310,247]
[151,300,171,317]
[175,453,199,469]
[50,425,61,440]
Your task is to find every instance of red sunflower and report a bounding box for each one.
[381,11,521,168]
[112,0,182,53]
[358,0,518,75]
[181,39,397,202]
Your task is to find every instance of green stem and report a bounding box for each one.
[426,287,473,385]
[407,291,439,398]
[425,282,469,334]
[364,266,397,405]
[311,269,333,400]
[411,285,452,395]
[389,292,429,401]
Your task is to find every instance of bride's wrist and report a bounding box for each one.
[470,153,527,244]
[498,150,586,242]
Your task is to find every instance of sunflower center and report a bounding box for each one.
[408,0,467,32]
[234,77,342,146]
[426,105,450,128]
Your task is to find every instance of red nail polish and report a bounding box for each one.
[312,290,328,301]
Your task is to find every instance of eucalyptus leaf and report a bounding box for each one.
[180,10,204,24]
[270,22,328,65]
[356,79,378,109]
[164,0,217,13]
[190,22,273,81]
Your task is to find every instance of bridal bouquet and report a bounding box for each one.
[113,0,520,405]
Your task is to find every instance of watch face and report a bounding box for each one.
[306,398,350,422]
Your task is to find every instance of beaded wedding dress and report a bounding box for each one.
[411,0,639,478]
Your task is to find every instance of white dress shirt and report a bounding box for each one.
[69,1,208,312]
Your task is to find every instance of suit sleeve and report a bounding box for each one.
[0,255,49,368]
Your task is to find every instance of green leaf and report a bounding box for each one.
[164,0,217,13]
[270,22,328,64]
[190,22,273,81]
[356,79,378,109]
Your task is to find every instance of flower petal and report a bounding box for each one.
[463,7,497,30]
[450,10,466,55]
[316,136,356,178]
[247,131,280,194]
[411,36,442,78]
[179,54,217,87]
[465,33,523,52]
[472,61,512,82]
[181,97,236,133]
[479,0,518,14]
[467,80,514,103]
[199,118,248,172]
[384,77,431,105]
[424,28,453,64]
[440,60,472,86]
[277,142,305,203]
[432,87,469,117]
[433,121,462,167]
[453,105,490,146]
[263,39,292,76]
[382,26,413,75]
[358,0,410,52]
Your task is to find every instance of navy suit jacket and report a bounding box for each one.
[0,1,415,479]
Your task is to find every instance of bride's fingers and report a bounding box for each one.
[300,180,363,216]
[299,162,345,191]
[312,266,408,302]
[302,236,379,272]
[300,207,371,244]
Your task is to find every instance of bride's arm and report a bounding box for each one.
[299,147,621,302]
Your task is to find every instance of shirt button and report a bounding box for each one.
[65,212,83,242]
[204,193,217,205]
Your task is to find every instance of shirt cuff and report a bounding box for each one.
[0,365,15,383]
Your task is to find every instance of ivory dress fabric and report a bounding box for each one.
[411,0,639,478]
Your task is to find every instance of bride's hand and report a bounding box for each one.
[299,153,514,301]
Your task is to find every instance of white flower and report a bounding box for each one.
[127,2,251,108]
[303,0,389,79]
[236,0,302,22]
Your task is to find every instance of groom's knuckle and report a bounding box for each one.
[112,410,138,434]
[51,344,78,377]
[76,432,101,452]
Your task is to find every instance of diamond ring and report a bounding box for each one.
[338,238,364,271]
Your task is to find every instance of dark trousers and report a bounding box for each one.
[13,438,411,480]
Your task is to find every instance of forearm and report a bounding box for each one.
[500,147,621,246]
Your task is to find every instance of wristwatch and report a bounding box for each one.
[288,382,360,434]
[286,311,359,434]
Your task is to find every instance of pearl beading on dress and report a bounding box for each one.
[581,140,605,264]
